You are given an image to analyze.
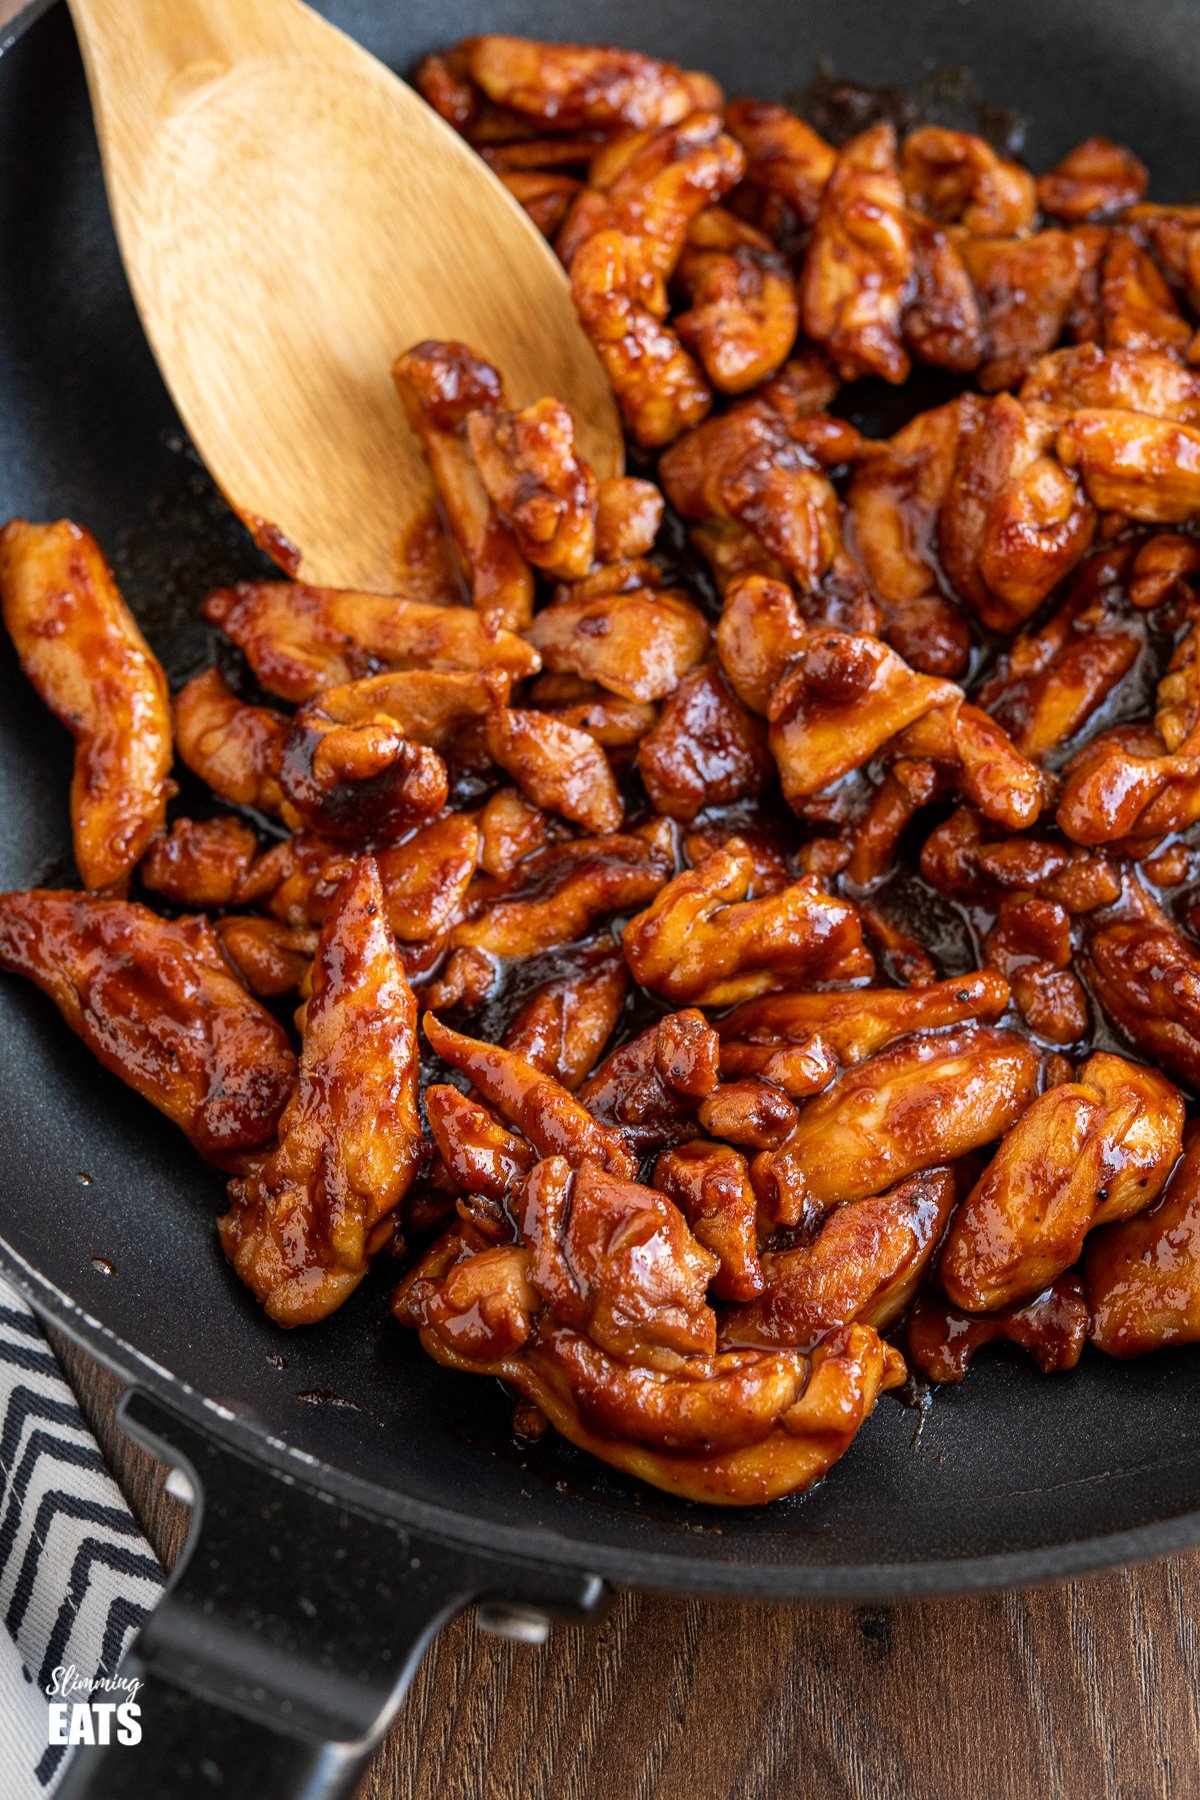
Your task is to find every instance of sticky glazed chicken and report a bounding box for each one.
[8,35,1200,1507]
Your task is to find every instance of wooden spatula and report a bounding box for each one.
[66,0,623,590]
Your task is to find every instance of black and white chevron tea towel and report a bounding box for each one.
[0,1275,164,1794]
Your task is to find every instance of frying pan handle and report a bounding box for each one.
[56,1388,607,1800]
[57,1674,386,1800]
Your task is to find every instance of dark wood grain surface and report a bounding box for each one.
[51,1330,1200,1800]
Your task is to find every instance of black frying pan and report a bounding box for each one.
[4,2,1200,1795]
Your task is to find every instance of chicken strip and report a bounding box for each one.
[941,1051,1183,1311]
[219,856,422,1324]
[1087,1133,1200,1357]
[0,520,172,889]
[721,1169,957,1347]
[0,889,295,1159]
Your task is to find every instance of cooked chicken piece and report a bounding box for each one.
[890,697,1050,832]
[635,665,770,820]
[653,1140,764,1301]
[1082,915,1200,1090]
[686,827,792,892]
[920,809,1122,914]
[499,168,580,237]
[243,816,479,948]
[425,1084,534,1202]
[623,840,872,1006]
[716,971,1011,1089]
[460,36,721,131]
[569,228,713,446]
[467,397,597,579]
[578,1009,720,1155]
[983,893,1090,1046]
[411,48,483,133]
[842,759,945,889]
[799,124,913,384]
[1131,203,1200,316]
[395,1221,903,1504]
[558,111,744,273]
[296,667,512,748]
[1099,231,1192,355]
[723,100,836,228]
[203,580,538,702]
[393,503,466,606]
[536,685,658,751]
[594,476,663,562]
[757,1026,1043,1213]
[277,703,448,840]
[1037,137,1148,221]
[943,1050,1183,1312]
[140,815,258,909]
[424,1012,636,1178]
[908,1276,1088,1382]
[516,1317,905,1503]
[1066,729,1165,853]
[938,394,1095,632]
[844,396,977,676]
[961,232,1091,391]
[1128,533,1200,610]
[696,1079,798,1151]
[1019,344,1200,421]
[767,625,960,803]
[549,556,664,603]
[0,520,172,889]
[518,1156,719,1357]
[674,207,799,393]
[902,126,1036,237]
[975,546,1146,762]
[393,340,534,628]
[235,832,347,926]
[721,1169,956,1347]
[375,817,481,940]
[213,917,317,999]
[477,787,548,877]
[219,857,421,1324]
[484,706,622,833]
[527,585,709,700]
[502,944,627,1089]
[449,832,671,957]
[715,575,809,713]
[1056,648,1200,843]
[0,889,295,1159]
[658,387,854,597]
[1156,621,1200,751]
[482,137,626,175]
[1087,1133,1200,1356]
[764,616,1047,832]
[173,670,287,816]
[902,213,986,375]
[1057,409,1200,523]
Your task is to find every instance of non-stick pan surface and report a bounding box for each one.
[5,0,1200,1606]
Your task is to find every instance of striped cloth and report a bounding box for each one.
[0,1276,163,1794]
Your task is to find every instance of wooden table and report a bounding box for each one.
[54,1332,1199,1800]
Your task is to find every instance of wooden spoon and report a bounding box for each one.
[66,0,623,589]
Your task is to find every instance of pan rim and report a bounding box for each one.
[7,1236,1200,1602]
[8,0,1200,1612]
